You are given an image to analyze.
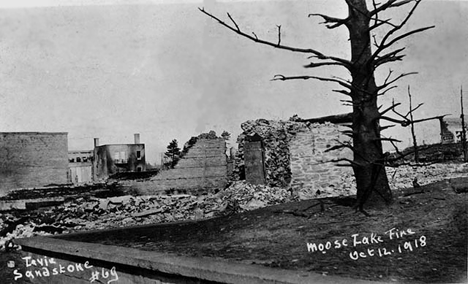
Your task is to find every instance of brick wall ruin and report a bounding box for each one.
[125,138,228,194]
[235,119,355,199]
[0,132,68,195]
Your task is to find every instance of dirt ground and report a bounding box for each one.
[52,179,468,284]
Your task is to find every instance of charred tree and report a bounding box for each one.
[407,86,419,163]
[200,0,434,212]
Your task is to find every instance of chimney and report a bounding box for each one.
[134,133,140,144]
[94,138,99,148]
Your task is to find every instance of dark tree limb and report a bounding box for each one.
[304,61,347,68]
[330,158,362,167]
[374,137,402,143]
[380,124,396,131]
[308,13,349,29]
[377,72,417,91]
[277,25,281,46]
[368,19,398,32]
[383,26,435,52]
[370,0,415,17]
[380,114,448,127]
[374,47,406,68]
[380,102,402,116]
[332,89,352,97]
[378,85,398,96]
[199,7,352,70]
[406,102,424,117]
[372,0,434,60]
[271,74,353,90]
[227,13,240,31]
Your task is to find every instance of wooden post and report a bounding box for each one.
[461,86,467,162]
[408,86,419,163]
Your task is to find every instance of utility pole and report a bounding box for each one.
[461,86,467,162]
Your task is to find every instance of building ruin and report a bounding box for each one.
[92,134,146,181]
[235,116,355,199]
[0,132,68,195]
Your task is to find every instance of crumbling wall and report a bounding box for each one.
[0,132,68,195]
[289,124,355,199]
[235,119,355,199]
[439,118,455,144]
[235,119,306,187]
[127,138,228,194]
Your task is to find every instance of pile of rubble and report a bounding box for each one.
[387,163,468,189]
[0,181,291,251]
[235,119,309,187]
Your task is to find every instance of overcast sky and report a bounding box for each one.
[0,0,467,164]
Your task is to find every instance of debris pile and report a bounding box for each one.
[387,163,468,189]
[0,181,291,250]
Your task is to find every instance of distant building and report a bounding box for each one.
[439,116,468,144]
[0,132,68,195]
[92,134,146,180]
[68,150,93,184]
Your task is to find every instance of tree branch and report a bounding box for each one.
[380,102,402,116]
[199,7,352,70]
[380,124,396,131]
[378,85,398,96]
[406,102,423,117]
[330,158,361,167]
[372,0,434,62]
[380,114,449,127]
[370,0,415,17]
[272,74,353,90]
[377,72,417,90]
[277,25,281,46]
[308,13,349,29]
[304,61,347,68]
[374,137,402,143]
[332,89,352,97]
[380,115,411,127]
[368,19,398,32]
[383,26,435,52]
[374,47,406,68]
[227,13,240,31]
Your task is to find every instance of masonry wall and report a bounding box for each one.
[93,144,146,180]
[127,138,228,194]
[68,150,93,184]
[289,124,356,199]
[235,119,357,199]
[0,132,68,195]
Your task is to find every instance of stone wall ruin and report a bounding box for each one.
[123,138,228,195]
[235,119,356,199]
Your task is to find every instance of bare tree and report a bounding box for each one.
[407,86,419,162]
[200,0,434,213]
[390,86,423,163]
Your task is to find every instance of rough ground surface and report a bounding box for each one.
[56,179,468,284]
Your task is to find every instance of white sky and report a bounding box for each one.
[0,0,203,8]
[0,0,467,164]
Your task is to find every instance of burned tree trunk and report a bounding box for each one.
[347,0,392,209]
